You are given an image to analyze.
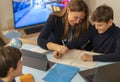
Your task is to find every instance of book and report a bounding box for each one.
[43,63,79,82]
[50,49,100,68]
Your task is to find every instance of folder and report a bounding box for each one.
[43,63,79,82]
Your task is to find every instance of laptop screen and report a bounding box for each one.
[79,62,120,82]
[21,49,54,71]
[93,62,120,82]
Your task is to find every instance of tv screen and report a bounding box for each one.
[12,0,70,29]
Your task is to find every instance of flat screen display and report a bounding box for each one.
[12,0,70,29]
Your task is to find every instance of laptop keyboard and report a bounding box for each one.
[85,74,95,82]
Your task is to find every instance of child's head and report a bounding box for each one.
[0,46,22,81]
[91,5,114,34]
[91,5,113,22]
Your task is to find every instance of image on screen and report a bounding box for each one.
[12,0,70,29]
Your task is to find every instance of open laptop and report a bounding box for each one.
[21,49,55,71]
[79,62,120,82]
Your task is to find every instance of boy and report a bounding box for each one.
[0,46,22,82]
[66,5,120,62]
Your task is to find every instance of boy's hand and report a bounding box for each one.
[80,52,93,61]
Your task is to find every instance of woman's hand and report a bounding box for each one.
[47,42,69,54]
[53,51,62,59]
[57,45,69,54]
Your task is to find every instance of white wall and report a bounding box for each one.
[85,0,120,26]
[0,0,13,29]
[0,0,120,29]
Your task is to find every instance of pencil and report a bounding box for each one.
[62,40,70,56]
[62,40,65,46]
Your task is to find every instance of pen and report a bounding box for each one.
[62,40,70,56]
[62,40,65,46]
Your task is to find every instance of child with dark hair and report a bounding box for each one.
[0,46,22,82]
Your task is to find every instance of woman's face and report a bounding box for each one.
[67,8,86,26]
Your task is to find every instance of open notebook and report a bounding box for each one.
[50,49,100,68]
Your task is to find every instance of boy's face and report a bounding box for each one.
[94,20,112,34]
[14,59,23,76]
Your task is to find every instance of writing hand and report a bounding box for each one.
[53,51,62,59]
[57,45,69,54]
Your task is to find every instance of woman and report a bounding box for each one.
[37,0,90,54]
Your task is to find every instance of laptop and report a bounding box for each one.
[79,62,120,82]
[21,49,55,71]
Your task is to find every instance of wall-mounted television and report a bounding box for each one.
[12,0,70,34]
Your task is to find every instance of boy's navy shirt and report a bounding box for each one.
[66,23,120,62]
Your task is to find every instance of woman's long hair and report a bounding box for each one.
[51,0,90,39]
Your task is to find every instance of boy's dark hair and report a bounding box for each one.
[91,5,113,22]
[0,46,22,77]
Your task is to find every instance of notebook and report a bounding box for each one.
[43,63,79,82]
[79,62,120,82]
[50,49,98,68]
[21,49,54,71]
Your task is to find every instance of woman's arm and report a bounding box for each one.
[37,15,56,49]
[47,42,69,54]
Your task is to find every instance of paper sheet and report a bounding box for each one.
[29,46,50,54]
[50,49,81,65]
[71,54,96,68]
[50,49,100,68]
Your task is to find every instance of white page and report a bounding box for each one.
[29,46,50,54]
[71,51,101,68]
[81,51,101,55]
[71,54,96,68]
[51,49,101,68]
[50,49,81,65]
